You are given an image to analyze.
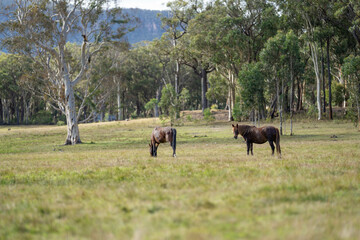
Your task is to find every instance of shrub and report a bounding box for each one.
[210,104,218,110]
[31,110,53,125]
[203,108,215,122]
[57,120,65,126]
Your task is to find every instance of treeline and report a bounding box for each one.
[1,0,360,132]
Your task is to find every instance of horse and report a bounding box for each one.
[149,127,177,157]
[232,124,281,157]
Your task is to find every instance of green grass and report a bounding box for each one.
[1,119,360,239]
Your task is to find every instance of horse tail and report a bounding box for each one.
[172,128,177,157]
[275,128,281,157]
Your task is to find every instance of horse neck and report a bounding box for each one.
[238,125,251,136]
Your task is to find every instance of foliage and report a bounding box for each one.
[232,96,242,122]
[203,108,215,122]
[31,110,53,125]
[238,62,265,114]
[159,84,179,124]
[210,104,218,110]
[330,82,348,107]
[145,98,158,112]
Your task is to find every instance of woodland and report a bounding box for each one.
[0,0,360,144]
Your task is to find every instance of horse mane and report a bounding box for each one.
[238,125,254,137]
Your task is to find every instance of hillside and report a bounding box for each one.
[0,4,166,45]
[123,8,167,44]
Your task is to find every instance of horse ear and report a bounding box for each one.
[232,124,234,127]
[236,124,238,127]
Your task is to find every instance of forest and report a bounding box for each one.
[0,0,360,144]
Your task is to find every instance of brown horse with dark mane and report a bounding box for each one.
[232,124,281,157]
[149,127,177,157]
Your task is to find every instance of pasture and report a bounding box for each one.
[0,118,359,239]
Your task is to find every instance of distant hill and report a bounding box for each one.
[123,8,167,44]
[0,4,167,47]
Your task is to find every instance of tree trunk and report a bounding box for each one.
[327,37,333,120]
[321,40,326,113]
[270,96,277,119]
[0,98,2,125]
[64,80,81,145]
[2,99,9,124]
[116,79,122,121]
[290,57,294,136]
[227,71,234,121]
[280,78,284,135]
[309,42,322,120]
[227,87,232,121]
[155,85,161,117]
[201,68,208,112]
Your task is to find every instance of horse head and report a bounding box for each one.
[232,124,239,139]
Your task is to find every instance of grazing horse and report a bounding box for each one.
[232,124,281,157]
[149,127,177,157]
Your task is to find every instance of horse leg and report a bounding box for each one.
[246,141,250,155]
[269,141,275,155]
[172,145,176,157]
[250,143,253,156]
[155,143,159,157]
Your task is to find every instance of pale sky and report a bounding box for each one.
[118,0,170,10]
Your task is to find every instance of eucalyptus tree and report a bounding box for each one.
[0,0,129,144]
[160,0,200,98]
[333,1,360,47]
[283,30,302,135]
[195,0,279,120]
[0,53,33,124]
[279,0,324,120]
[179,8,216,113]
[260,31,287,134]
[238,62,265,125]
[342,55,360,129]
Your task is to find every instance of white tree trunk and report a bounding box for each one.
[64,79,81,145]
[116,79,122,121]
[228,88,232,121]
[304,14,322,120]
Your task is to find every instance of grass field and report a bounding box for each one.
[1,118,360,239]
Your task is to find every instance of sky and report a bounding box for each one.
[117,0,170,10]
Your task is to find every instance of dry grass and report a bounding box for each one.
[0,118,360,239]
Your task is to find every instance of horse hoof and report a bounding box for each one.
[173,154,176,157]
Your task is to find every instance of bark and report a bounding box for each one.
[201,68,208,112]
[0,98,2,124]
[64,79,81,145]
[155,85,161,118]
[116,79,122,121]
[296,79,303,111]
[327,37,333,120]
[175,59,180,96]
[227,71,235,121]
[2,99,9,124]
[269,96,277,119]
[310,42,322,120]
[16,100,20,125]
[280,78,284,135]
[276,78,282,135]
[290,57,294,136]
[321,40,326,113]
[304,14,322,120]
[227,89,232,121]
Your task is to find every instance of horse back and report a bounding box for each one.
[259,126,278,142]
[151,127,173,143]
